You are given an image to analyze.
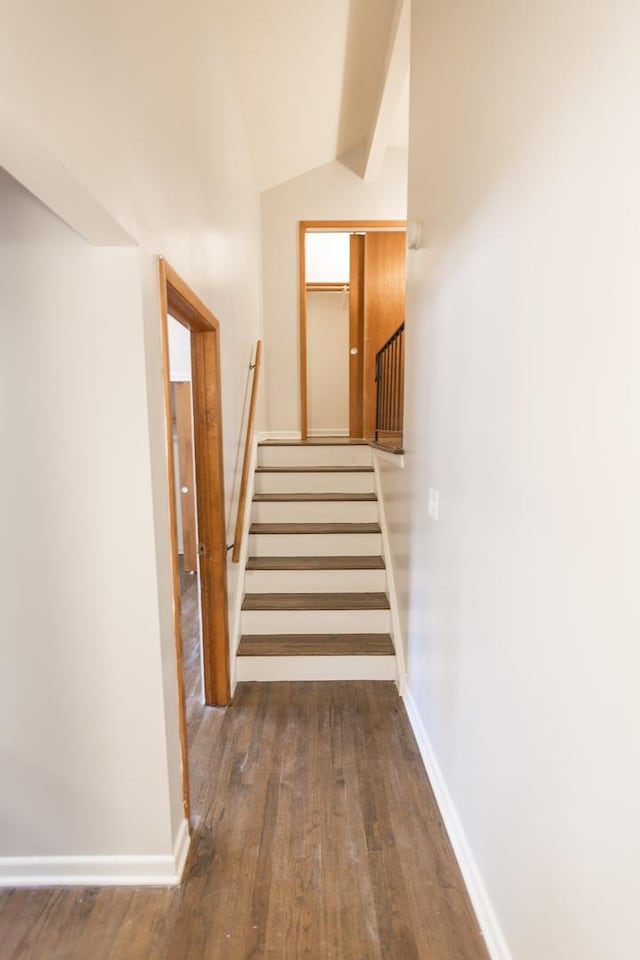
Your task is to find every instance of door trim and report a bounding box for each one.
[298,220,406,440]
[158,258,231,819]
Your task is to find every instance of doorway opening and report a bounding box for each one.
[158,259,231,819]
[298,221,407,443]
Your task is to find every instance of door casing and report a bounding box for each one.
[298,220,406,440]
[158,258,231,820]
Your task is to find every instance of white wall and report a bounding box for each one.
[168,316,191,382]
[0,1,262,875]
[307,290,349,435]
[261,149,407,433]
[386,2,640,958]
[305,232,350,283]
[0,169,177,870]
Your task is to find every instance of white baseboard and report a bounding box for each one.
[307,428,349,437]
[258,430,302,441]
[0,817,191,888]
[402,688,512,960]
[172,817,191,882]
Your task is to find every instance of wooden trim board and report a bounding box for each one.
[158,261,191,821]
[299,222,308,440]
[349,233,365,437]
[301,220,406,230]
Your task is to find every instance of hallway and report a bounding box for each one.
[0,569,487,959]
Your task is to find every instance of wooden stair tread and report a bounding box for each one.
[253,492,377,502]
[246,556,386,570]
[256,465,373,473]
[237,633,395,656]
[259,439,369,446]
[249,522,381,535]
[242,592,390,611]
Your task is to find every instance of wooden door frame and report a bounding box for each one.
[158,258,231,819]
[298,220,406,440]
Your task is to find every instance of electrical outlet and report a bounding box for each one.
[428,487,439,520]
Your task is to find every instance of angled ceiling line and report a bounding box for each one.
[361,0,410,182]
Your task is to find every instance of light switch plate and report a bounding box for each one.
[428,487,439,520]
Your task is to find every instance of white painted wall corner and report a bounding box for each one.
[0,818,191,888]
[372,446,404,467]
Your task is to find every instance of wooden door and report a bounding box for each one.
[174,382,197,573]
[362,232,406,439]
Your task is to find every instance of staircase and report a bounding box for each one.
[236,439,397,681]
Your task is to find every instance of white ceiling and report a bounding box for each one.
[219,0,409,191]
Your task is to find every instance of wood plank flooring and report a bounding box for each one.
[0,566,490,960]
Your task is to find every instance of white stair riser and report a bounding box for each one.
[249,532,382,556]
[241,608,391,634]
[244,568,387,594]
[258,445,372,468]
[251,500,378,523]
[236,655,396,682]
[254,472,375,494]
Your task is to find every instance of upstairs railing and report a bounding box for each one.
[232,340,262,562]
[375,322,405,450]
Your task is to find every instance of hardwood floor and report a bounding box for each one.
[0,567,489,960]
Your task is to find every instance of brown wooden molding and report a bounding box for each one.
[158,258,232,819]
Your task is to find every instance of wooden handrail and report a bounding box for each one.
[232,340,262,562]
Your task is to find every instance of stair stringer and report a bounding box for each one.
[371,449,407,695]
[228,430,260,696]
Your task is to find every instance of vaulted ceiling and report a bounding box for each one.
[219,0,409,191]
